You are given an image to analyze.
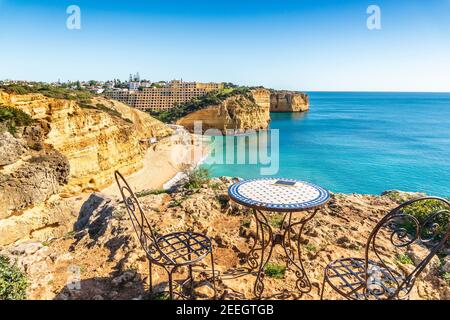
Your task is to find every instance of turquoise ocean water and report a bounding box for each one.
[203,92,450,197]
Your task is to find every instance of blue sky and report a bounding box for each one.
[0,0,449,91]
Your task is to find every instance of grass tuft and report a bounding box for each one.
[395,253,414,265]
[268,213,284,228]
[241,218,251,228]
[135,189,167,198]
[305,243,317,253]
[184,167,210,190]
[264,263,286,279]
[63,231,77,240]
[442,272,450,286]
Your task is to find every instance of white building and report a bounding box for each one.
[129,81,140,90]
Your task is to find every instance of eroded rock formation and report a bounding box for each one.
[177,89,271,133]
[0,92,172,193]
[0,132,27,166]
[270,91,309,112]
[0,150,70,220]
[0,91,172,245]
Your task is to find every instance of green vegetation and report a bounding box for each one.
[63,231,77,240]
[223,82,239,89]
[168,198,185,208]
[184,167,210,189]
[268,213,285,228]
[264,263,286,279]
[78,103,132,123]
[150,82,165,89]
[0,106,34,134]
[209,181,222,190]
[1,84,133,124]
[1,83,94,105]
[149,87,254,123]
[135,188,168,198]
[241,218,251,228]
[151,292,170,300]
[0,256,27,300]
[398,199,449,241]
[79,265,87,274]
[305,243,317,253]
[442,272,450,286]
[395,253,414,265]
[112,209,126,219]
[333,194,346,201]
[383,191,406,203]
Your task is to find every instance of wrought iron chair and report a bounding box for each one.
[321,196,449,300]
[114,171,217,300]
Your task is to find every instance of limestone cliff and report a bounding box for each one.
[177,88,271,133]
[0,91,172,245]
[0,146,70,220]
[0,92,172,193]
[270,91,309,112]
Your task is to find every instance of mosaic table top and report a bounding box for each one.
[228,178,330,212]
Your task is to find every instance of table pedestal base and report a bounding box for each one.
[247,208,319,298]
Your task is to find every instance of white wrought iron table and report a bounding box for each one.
[228,178,330,297]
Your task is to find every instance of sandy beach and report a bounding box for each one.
[102,132,210,197]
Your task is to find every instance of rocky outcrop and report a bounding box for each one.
[1,180,447,300]
[0,91,172,246]
[270,91,309,112]
[175,88,310,132]
[176,89,271,133]
[251,88,271,110]
[0,195,84,246]
[0,92,172,193]
[0,132,27,166]
[0,150,70,220]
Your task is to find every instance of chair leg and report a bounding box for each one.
[188,265,194,299]
[148,260,153,293]
[210,251,217,300]
[168,269,174,300]
[187,236,194,299]
[320,271,327,300]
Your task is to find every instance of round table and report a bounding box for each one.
[228,178,330,297]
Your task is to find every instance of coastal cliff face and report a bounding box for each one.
[176,88,271,133]
[0,91,172,245]
[0,92,172,193]
[270,91,309,112]
[175,89,309,133]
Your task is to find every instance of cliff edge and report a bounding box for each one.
[0,89,172,245]
[151,86,309,132]
[176,88,271,133]
[270,90,309,112]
